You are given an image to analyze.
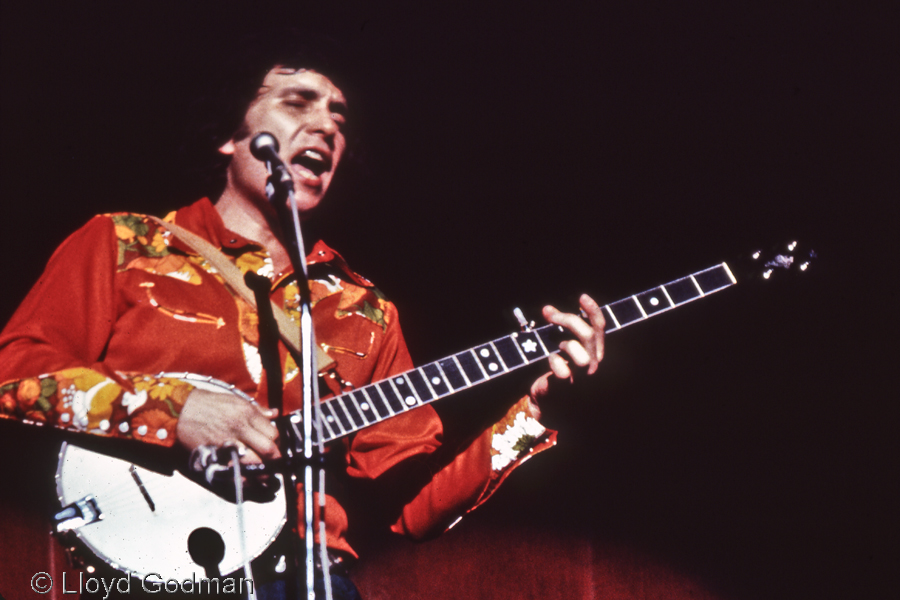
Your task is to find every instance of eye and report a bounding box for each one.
[283,90,317,107]
[330,103,348,130]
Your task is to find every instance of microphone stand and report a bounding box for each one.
[250,132,332,600]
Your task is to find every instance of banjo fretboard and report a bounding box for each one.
[284,262,737,444]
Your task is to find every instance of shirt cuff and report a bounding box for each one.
[469,395,557,511]
[0,368,195,446]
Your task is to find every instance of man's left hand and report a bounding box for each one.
[529,294,606,414]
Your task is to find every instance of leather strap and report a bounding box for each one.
[149,216,334,371]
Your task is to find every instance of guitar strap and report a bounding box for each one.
[148,216,335,371]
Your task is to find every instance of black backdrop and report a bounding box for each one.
[1,1,896,598]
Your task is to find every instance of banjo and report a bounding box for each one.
[54,242,814,580]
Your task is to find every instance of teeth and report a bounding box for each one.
[302,149,324,162]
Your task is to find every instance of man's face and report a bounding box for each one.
[221,68,348,215]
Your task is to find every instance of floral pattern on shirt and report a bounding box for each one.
[0,369,194,445]
[112,214,170,266]
[488,396,553,476]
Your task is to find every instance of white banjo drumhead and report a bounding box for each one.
[55,375,287,580]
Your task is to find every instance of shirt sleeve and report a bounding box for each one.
[0,216,193,445]
[342,300,556,541]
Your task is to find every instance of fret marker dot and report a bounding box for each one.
[489,363,498,372]
[395,377,405,385]
[405,396,416,406]
[480,349,490,357]
[360,402,370,411]
[326,415,334,423]
[650,297,659,306]
[521,339,538,353]
[431,377,441,385]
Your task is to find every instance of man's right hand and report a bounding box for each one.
[175,388,281,463]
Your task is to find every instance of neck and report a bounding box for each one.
[215,189,293,275]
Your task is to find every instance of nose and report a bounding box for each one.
[309,105,339,140]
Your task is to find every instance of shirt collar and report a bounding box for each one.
[168,197,261,252]
[168,198,373,288]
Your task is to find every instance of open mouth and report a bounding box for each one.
[291,149,331,178]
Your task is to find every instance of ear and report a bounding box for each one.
[218,139,236,155]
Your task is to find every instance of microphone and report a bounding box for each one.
[250,132,282,165]
[250,132,294,193]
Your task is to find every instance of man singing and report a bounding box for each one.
[0,41,605,599]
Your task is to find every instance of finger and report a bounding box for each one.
[544,303,603,374]
[243,408,281,457]
[530,372,552,399]
[240,424,281,460]
[559,340,592,369]
[247,407,279,440]
[239,447,264,465]
[579,293,606,331]
[548,353,572,381]
[543,305,597,343]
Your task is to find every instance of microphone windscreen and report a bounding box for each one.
[250,132,280,161]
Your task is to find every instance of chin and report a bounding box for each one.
[287,193,323,217]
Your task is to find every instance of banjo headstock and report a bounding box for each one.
[735,240,817,283]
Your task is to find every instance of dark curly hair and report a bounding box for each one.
[183,28,364,200]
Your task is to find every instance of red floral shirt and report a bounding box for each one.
[0,198,555,555]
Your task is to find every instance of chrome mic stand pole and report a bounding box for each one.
[250,132,332,600]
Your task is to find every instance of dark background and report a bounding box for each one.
[1,1,896,598]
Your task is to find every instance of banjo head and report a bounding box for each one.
[55,375,287,580]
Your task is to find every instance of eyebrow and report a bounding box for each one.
[279,86,348,114]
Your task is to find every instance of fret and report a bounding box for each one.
[659,284,676,307]
[456,351,485,383]
[510,335,529,363]
[318,403,342,438]
[489,342,509,371]
[353,390,378,424]
[694,264,735,293]
[722,262,737,284]
[337,395,365,429]
[602,305,621,331]
[328,403,348,436]
[327,399,354,433]
[608,297,644,326]
[451,355,473,386]
[689,275,705,296]
[377,381,405,414]
[393,375,422,408]
[536,325,563,355]
[288,415,304,444]
[493,336,525,368]
[437,358,468,390]
[632,295,649,319]
[422,363,450,396]
[406,369,435,401]
[512,330,546,362]
[534,325,559,356]
[636,286,673,316]
[664,277,702,305]
[364,386,392,419]
[474,344,504,376]
[386,378,411,411]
